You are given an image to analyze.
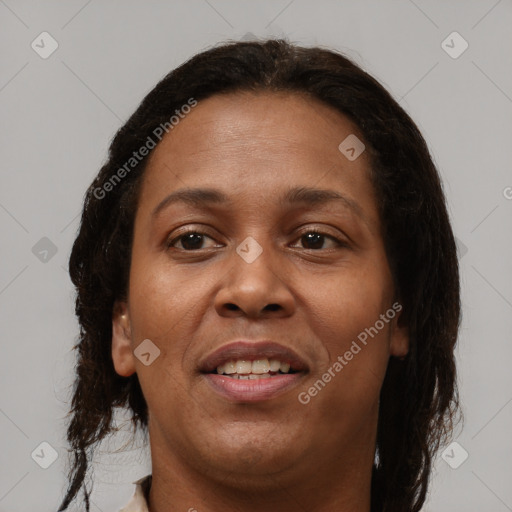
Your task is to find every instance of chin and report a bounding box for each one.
[198,433,304,481]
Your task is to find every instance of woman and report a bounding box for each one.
[58,39,461,512]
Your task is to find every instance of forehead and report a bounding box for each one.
[146,91,367,170]
[137,91,378,228]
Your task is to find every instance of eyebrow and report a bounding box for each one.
[151,186,368,223]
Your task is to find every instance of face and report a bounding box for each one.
[112,91,408,488]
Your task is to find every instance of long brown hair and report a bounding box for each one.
[58,39,461,512]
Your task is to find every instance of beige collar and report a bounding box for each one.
[118,474,152,512]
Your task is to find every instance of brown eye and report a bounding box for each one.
[293,231,346,250]
[167,231,217,251]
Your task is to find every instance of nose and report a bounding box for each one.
[214,239,296,320]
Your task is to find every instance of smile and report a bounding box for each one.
[203,371,304,401]
[199,340,308,402]
[215,358,294,376]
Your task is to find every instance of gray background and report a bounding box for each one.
[1,1,511,511]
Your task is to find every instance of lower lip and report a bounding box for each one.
[203,373,304,402]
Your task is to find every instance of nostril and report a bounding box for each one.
[265,304,280,312]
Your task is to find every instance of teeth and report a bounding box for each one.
[215,358,293,375]
[269,359,281,372]
[236,360,252,374]
[251,359,270,374]
[226,373,272,379]
[280,362,290,373]
[224,361,236,374]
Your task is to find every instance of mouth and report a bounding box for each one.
[199,341,309,402]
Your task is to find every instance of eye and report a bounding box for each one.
[166,228,348,252]
[166,230,220,251]
[291,230,347,250]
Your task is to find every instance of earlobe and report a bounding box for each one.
[389,307,409,359]
[112,300,136,377]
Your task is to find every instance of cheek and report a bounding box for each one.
[127,257,218,375]
[302,260,393,405]
[129,256,205,329]
[306,260,392,346]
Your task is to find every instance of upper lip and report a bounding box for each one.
[199,341,309,373]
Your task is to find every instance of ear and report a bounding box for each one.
[112,300,136,377]
[389,302,409,359]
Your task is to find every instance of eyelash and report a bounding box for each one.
[166,228,348,251]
